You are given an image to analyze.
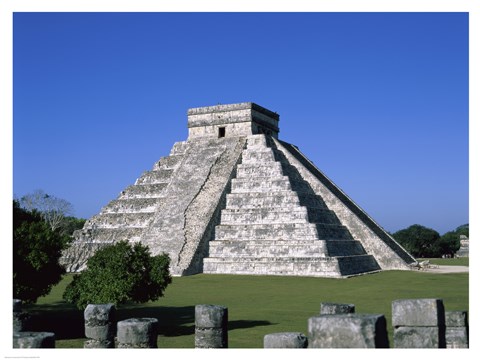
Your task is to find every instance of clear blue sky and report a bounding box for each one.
[12,12,468,235]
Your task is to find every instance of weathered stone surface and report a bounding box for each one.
[13,313,28,333]
[195,305,228,348]
[61,102,416,277]
[392,299,445,327]
[320,302,355,314]
[83,304,116,346]
[84,303,116,327]
[84,339,114,348]
[13,299,29,332]
[455,235,469,257]
[394,326,445,348]
[445,310,468,327]
[308,314,389,348]
[13,332,55,348]
[264,332,308,348]
[446,327,468,348]
[445,311,468,348]
[117,318,158,348]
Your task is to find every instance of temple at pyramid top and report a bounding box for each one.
[62,102,416,277]
[187,102,280,139]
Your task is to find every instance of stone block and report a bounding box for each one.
[446,327,468,348]
[13,313,29,333]
[320,302,355,314]
[392,299,445,327]
[264,332,308,348]
[117,318,158,348]
[84,304,115,345]
[308,314,389,348]
[85,325,114,341]
[445,310,468,327]
[445,311,468,348]
[394,326,445,348]
[13,332,55,348]
[13,299,29,332]
[195,305,228,348]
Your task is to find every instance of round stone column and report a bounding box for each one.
[117,318,159,348]
[84,303,116,348]
[195,304,228,348]
[13,299,28,332]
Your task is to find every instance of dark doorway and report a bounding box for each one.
[218,127,226,138]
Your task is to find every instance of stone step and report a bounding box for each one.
[119,183,168,199]
[208,240,329,257]
[153,155,184,170]
[225,192,328,209]
[326,240,368,257]
[203,254,380,277]
[208,240,367,257]
[246,134,269,147]
[336,255,381,275]
[230,177,313,194]
[76,227,145,243]
[236,162,284,178]
[101,198,162,214]
[85,212,154,229]
[241,150,277,163]
[230,177,292,192]
[135,169,174,185]
[170,141,188,155]
[215,223,353,241]
[220,208,340,225]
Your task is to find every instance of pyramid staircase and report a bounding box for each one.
[203,135,381,277]
[63,141,188,272]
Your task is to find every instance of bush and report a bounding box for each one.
[63,241,172,309]
[392,224,440,258]
[13,201,68,303]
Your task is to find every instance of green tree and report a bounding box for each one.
[392,224,441,258]
[63,241,172,309]
[61,216,86,238]
[437,224,468,257]
[13,201,68,303]
[455,224,469,237]
[437,231,460,257]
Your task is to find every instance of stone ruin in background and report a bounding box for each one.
[455,235,469,257]
[61,102,416,277]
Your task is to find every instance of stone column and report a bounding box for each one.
[308,314,389,348]
[117,318,158,348]
[195,304,228,348]
[13,299,28,332]
[264,332,308,348]
[320,302,355,314]
[445,311,469,348]
[392,299,446,348]
[13,332,55,348]
[84,304,116,348]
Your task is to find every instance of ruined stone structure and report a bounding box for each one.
[455,235,469,257]
[62,102,416,277]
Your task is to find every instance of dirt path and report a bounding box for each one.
[419,265,469,274]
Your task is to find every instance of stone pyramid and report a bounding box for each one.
[62,102,416,277]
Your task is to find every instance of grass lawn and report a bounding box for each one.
[26,262,468,348]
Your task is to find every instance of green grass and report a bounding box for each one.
[26,265,469,348]
[420,257,469,266]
